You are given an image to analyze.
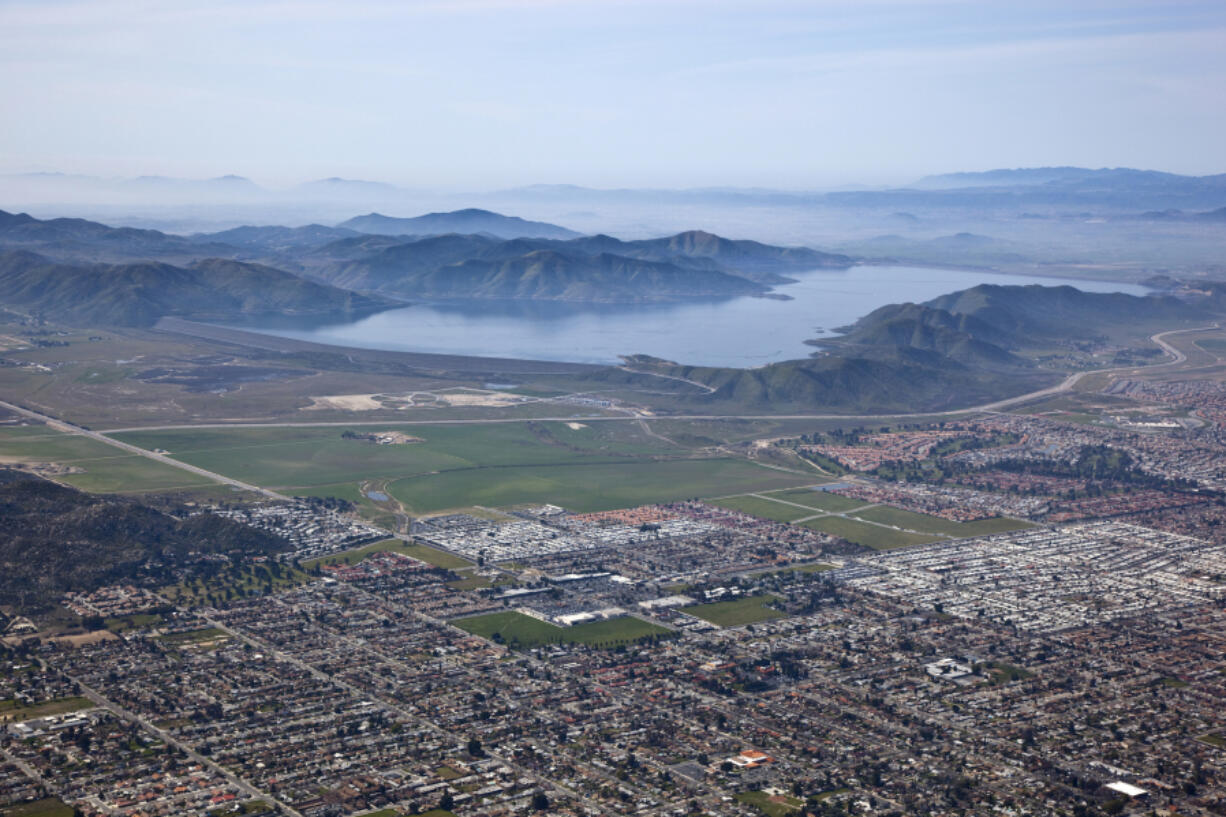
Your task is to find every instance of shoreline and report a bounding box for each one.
[163,264,1152,372]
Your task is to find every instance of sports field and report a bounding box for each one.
[301,539,473,571]
[735,790,803,817]
[679,594,786,627]
[452,611,670,649]
[110,423,815,512]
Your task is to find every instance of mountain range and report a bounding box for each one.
[627,283,1214,412]
[10,166,1226,215]
[337,208,583,239]
[0,249,390,327]
[295,228,851,301]
[0,208,853,314]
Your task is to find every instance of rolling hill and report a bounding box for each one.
[190,223,360,252]
[627,283,1214,412]
[0,250,392,327]
[304,229,852,300]
[387,250,771,301]
[0,470,287,611]
[0,209,853,305]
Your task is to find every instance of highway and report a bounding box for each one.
[0,397,291,500]
[101,324,1217,433]
[1,324,1216,494]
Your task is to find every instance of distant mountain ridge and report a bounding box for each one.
[338,208,582,240]
[190,223,361,252]
[0,207,852,309]
[912,167,1226,191]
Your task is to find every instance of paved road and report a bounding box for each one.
[63,670,302,816]
[972,324,1213,412]
[4,324,1216,499]
[96,325,1219,434]
[0,398,291,500]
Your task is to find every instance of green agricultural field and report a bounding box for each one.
[60,455,217,493]
[708,494,816,523]
[389,458,810,513]
[0,427,214,493]
[302,539,473,571]
[765,488,871,513]
[850,505,1033,538]
[800,515,941,550]
[453,611,670,649]
[109,424,813,512]
[680,594,785,627]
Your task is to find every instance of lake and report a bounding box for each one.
[238,265,1149,367]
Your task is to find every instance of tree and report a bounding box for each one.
[438,791,455,811]
[531,792,550,811]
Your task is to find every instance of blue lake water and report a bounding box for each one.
[241,265,1149,367]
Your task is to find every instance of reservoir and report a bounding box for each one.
[239,265,1149,367]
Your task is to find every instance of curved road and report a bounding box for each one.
[1,324,1216,488]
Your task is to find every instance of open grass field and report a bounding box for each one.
[208,801,275,817]
[389,457,809,513]
[680,594,785,627]
[750,562,837,578]
[765,488,870,513]
[735,790,803,817]
[799,515,941,549]
[104,612,165,633]
[985,661,1035,684]
[0,426,215,493]
[157,627,230,646]
[792,562,838,573]
[710,494,816,523]
[0,696,93,722]
[1,798,77,817]
[453,611,670,649]
[302,539,473,571]
[111,423,814,512]
[445,571,513,591]
[850,506,1033,538]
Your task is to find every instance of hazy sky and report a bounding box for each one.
[2,0,1224,189]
